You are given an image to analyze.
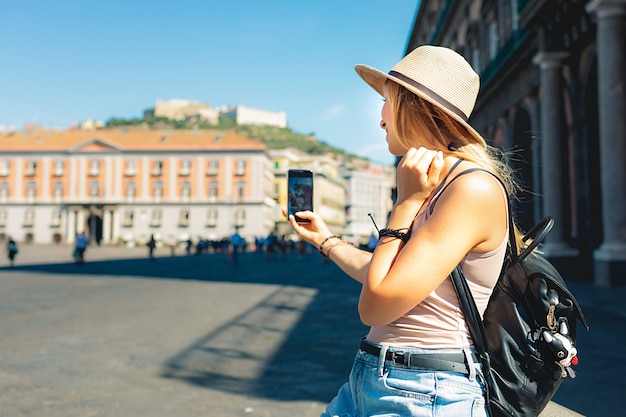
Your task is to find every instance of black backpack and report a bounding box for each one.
[447,169,590,417]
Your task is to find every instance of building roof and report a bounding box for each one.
[0,128,267,152]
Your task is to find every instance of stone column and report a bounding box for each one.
[66,210,76,244]
[102,209,111,244]
[111,210,120,244]
[532,52,578,258]
[587,0,626,286]
[76,209,85,234]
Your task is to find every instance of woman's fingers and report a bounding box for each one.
[428,151,444,182]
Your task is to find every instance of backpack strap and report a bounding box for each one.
[433,167,517,260]
[441,167,512,413]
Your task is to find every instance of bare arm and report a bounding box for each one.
[286,209,372,284]
[359,170,507,326]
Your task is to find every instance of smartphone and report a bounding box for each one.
[287,169,314,223]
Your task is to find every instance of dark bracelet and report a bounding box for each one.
[319,235,340,257]
[378,228,411,243]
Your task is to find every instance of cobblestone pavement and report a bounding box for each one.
[0,243,624,417]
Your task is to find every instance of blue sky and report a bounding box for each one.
[0,1,418,165]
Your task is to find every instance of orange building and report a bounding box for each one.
[0,128,275,246]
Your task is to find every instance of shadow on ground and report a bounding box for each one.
[3,250,619,416]
[1,251,368,403]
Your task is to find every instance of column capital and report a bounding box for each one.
[532,52,569,70]
[586,0,626,17]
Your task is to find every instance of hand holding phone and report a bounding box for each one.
[287,169,313,223]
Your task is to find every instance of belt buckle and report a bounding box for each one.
[391,350,407,365]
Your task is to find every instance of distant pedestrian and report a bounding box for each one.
[148,235,157,259]
[297,239,307,260]
[265,231,277,261]
[74,232,88,264]
[230,231,243,265]
[7,237,18,267]
[278,236,288,259]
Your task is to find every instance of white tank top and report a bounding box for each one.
[366,168,508,349]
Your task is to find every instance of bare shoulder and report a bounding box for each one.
[450,168,504,200]
[434,166,508,250]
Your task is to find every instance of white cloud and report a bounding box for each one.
[321,104,346,121]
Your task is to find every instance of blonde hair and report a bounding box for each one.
[384,80,526,253]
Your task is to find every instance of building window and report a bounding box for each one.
[181,181,191,201]
[89,159,100,176]
[23,208,35,227]
[208,181,218,199]
[125,181,136,200]
[89,181,100,198]
[122,209,134,227]
[511,0,519,30]
[489,22,499,60]
[125,159,137,176]
[153,181,163,201]
[51,209,61,227]
[152,160,163,176]
[26,181,37,202]
[0,182,8,202]
[206,209,218,227]
[472,48,481,73]
[53,160,64,176]
[0,160,8,176]
[0,209,6,227]
[236,181,246,200]
[178,209,190,227]
[234,209,245,227]
[207,160,219,175]
[53,181,63,202]
[25,161,37,176]
[235,159,246,176]
[180,159,191,176]
[150,208,162,227]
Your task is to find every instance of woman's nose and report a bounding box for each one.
[379,120,386,129]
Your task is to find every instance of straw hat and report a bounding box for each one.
[355,45,485,148]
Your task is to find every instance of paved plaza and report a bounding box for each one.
[1,243,625,416]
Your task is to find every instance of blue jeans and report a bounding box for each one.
[322,342,488,417]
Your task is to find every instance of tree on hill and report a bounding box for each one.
[104,115,361,160]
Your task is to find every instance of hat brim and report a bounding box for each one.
[355,64,486,148]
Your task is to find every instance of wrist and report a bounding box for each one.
[319,234,341,257]
[388,201,422,226]
[393,198,423,213]
[378,227,411,243]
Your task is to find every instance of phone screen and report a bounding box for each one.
[287,169,313,222]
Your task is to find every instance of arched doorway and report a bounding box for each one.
[87,213,103,245]
[511,108,536,232]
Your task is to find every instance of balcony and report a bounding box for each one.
[480,29,529,87]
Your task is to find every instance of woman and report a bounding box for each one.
[7,237,18,267]
[286,45,521,416]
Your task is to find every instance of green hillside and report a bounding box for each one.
[105,115,361,160]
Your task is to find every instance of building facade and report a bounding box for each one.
[270,148,347,237]
[146,99,219,125]
[0,129,275,246]
[341,162,395,242]
[222,105,288,129]
[408,0,626,285]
